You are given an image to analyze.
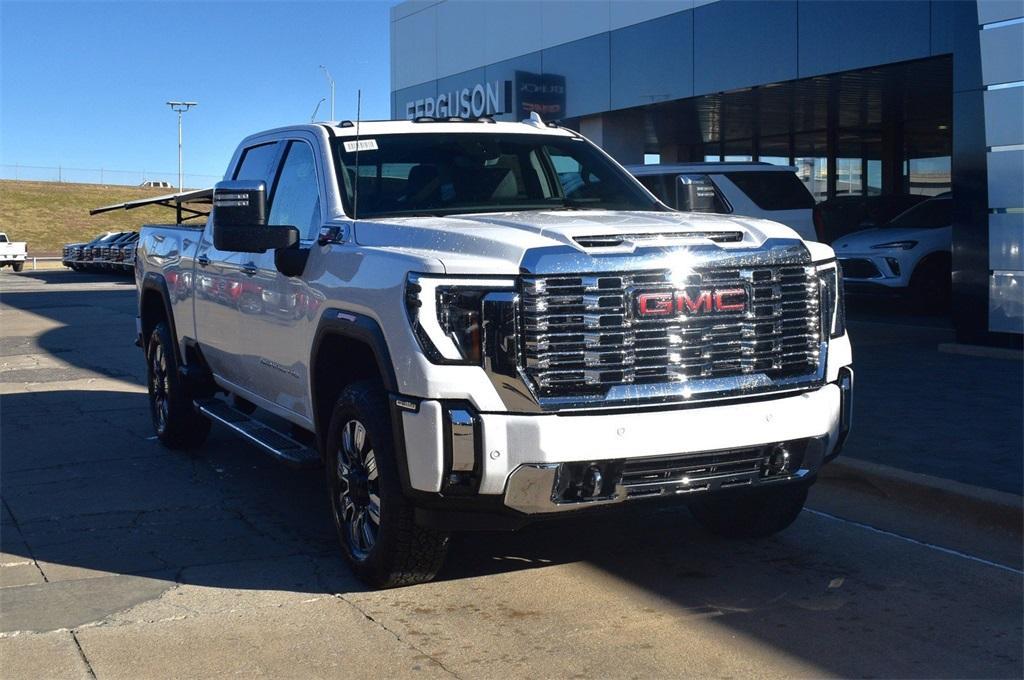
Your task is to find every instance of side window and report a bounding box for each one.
[268,142,321,240]
[233,143,279,183]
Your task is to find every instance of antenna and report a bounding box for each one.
[353,89,361,221]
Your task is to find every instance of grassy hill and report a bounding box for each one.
[0,180,209,255]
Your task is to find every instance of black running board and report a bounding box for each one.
[195,398,319,468]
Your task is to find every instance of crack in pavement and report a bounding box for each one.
[70,630,98,679]
[332,593,464,680]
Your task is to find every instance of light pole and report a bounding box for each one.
[319,65,335,120]
[166,101,197,191]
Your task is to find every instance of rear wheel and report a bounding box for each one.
[690,484,808,539]
[12,261,24,272]
[146,321,210,449]
[325,381,449,588]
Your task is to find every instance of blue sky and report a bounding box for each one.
[1,0,394,183]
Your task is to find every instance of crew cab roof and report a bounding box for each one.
[250,119,579,141]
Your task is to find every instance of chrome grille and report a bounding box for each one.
[518,266,821,398]
[621,446,770,497]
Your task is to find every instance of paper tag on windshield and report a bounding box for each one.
[344,139,378,152]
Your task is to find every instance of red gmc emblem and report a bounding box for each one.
[635,287,748,317]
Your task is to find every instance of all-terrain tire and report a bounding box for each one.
[690,483,808,539]
[145,321,211,450]
[325,380,449,588]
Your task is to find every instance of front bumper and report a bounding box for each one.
[839,254,910,289]
[397,371,853,518]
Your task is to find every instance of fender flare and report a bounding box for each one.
[139,272,182,363]
[309,307,400,438]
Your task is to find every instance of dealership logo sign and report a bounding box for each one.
[405,80,512,119]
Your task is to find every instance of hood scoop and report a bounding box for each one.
[573,230,744,249]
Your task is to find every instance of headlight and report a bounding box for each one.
[817,265,846,339]
[871,240,917,250]
[406,274,515,364]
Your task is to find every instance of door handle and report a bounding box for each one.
[241,262,258,277]
[196,254,210,267]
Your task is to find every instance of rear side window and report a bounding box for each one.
[233,143,279,184]
[724,172,815,211]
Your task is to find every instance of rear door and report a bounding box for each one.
[193,140,282,386]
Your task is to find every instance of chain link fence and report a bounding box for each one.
[0,164,221,189]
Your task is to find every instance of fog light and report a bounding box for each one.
[555,461,623,502]
[582,466,603,498]
[885,257,901,277]
[767,445,791,475]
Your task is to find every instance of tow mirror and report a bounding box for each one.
[212,180,298,253]
[675,174,718,213]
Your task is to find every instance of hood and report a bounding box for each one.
[833,227,932,252]
[354,209,803,274]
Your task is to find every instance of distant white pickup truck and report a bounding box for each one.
[0,233,27,271]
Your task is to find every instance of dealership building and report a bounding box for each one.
[390,0,1023,346]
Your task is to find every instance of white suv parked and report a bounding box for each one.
[627,163,818,241]
[833,193,952,306]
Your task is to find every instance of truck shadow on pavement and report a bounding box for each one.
[3,391,1022,677]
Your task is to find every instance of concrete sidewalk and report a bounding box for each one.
[842,309,1022,496]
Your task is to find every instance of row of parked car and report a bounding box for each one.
[62,231,139,273]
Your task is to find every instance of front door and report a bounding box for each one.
[193,141,281,389]
[234,139,324,420]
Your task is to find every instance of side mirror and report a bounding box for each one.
[212,180,299,253]
[676,174,718,213]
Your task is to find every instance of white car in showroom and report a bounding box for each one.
[627,163,818,241]
[833,193,952,307]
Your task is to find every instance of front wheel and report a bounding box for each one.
[146,321,210,449]
[325,381,449,588]
[690,484,808,539]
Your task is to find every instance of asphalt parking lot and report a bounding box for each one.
[1,270,1022,679]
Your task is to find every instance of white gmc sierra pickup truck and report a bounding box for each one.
[123,117,852,588]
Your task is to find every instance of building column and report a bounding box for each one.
[579,110,646,165]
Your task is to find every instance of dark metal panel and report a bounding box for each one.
[540,33,610,119]
[931,0,985,93]
[693,0,798,96]
[951,88,991,344]
[609,10,694,111]
[797,1,931,78]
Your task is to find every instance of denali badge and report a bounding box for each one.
[635,287,748,317]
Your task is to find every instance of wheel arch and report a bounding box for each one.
[139,273,181,363]
[309,309,399,455]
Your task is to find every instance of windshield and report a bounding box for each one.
[886,197,951,230]
[333,132,661,219]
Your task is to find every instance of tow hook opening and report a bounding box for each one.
[554,461,624,502]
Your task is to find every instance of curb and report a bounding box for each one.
[819,457,1022,534]
[937,342,1023,361]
